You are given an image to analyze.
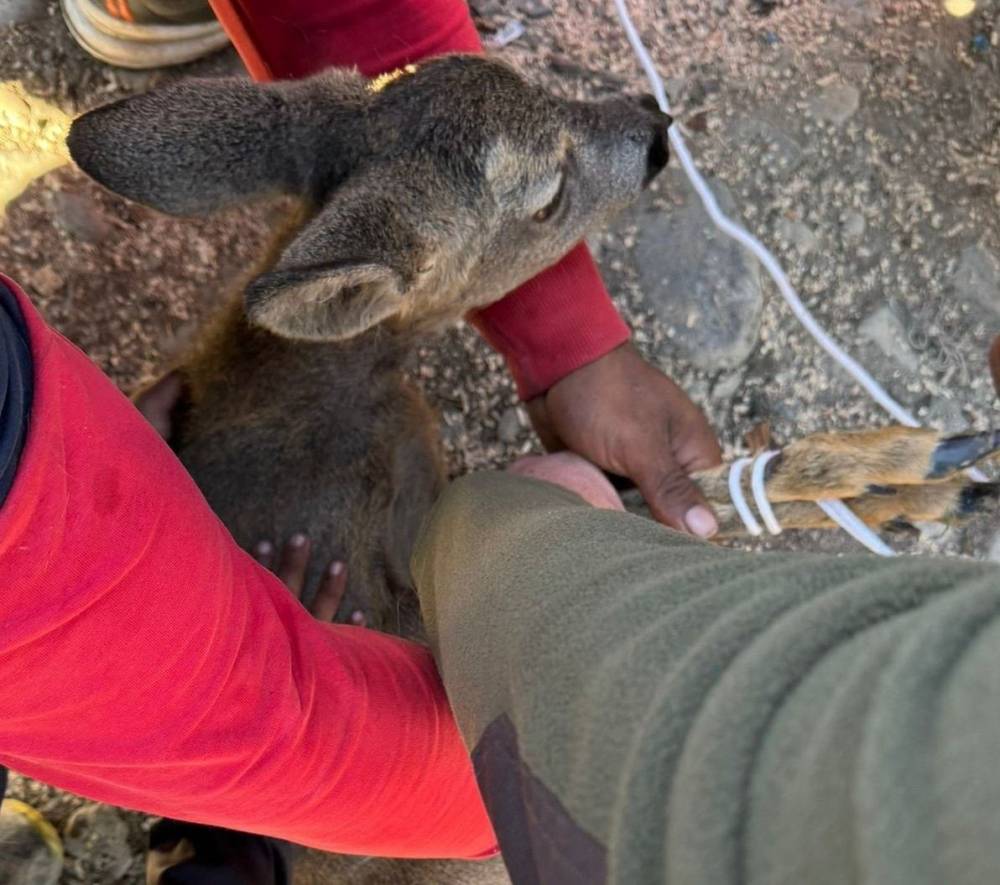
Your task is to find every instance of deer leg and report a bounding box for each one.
[693,427,1000,505]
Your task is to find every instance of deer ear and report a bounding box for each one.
[245,180,430,341]
[68,74,363,215]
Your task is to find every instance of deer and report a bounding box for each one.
[65,54,999,884]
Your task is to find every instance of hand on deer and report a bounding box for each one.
[252,535,362,625]
[508,452,626,511]
[526,343,723,538]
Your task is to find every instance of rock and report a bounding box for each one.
[808,79,860,125]
[633,178,763,371]
[0,0,48,26]
[953,244,1000,314]
[925,397,968,434]
[51,191,113,244]
[859,305,920,373]
[63,804,132,883]
[841,211,866,243]
[497,406,524,444]
[518,0,551,18]
[989,530,1000,563]
[776,217,818,254]
[0,801,61,885]
[29,265,63,296]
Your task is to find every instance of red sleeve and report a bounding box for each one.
[208,0,630,399]
[0,274,496,860]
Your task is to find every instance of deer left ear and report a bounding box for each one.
[245,174,432,341]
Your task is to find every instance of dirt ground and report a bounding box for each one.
[2,0,1000,881]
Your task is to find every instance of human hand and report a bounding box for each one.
[508,451,625,510]
[133,370,184,442]
[525,343,722,536]
[252,534,365,625]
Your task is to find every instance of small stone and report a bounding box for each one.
[776,217,818,254]
[518,0,551,18]
[842,211,866,243]
[63,804,132,883]
[29,265,63,296]
[0,0,48,26]
[497,406,524,444]
[0,801,61,885]
[808,79,860,125]
[859,305,920,373]
[633,178,763,371]
[51,191,112,244]
[988,530,1000,563]
[953,244,1000,314]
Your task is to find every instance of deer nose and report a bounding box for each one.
[644,122,670,185]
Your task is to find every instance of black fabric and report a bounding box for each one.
[0,279,33,506]
[473,714,607,885]
[149,819,294,885]
[0,277,33,819]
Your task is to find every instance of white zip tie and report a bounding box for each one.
[728,457,762,536]
[611,0,984,551]
[816,499,897,557]
[750,450,783,535]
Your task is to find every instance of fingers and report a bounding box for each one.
[636,455,719,538]
[252,539,276,571]
[275,533,310,598]
[132,370,184,441]
[310,561,348,621]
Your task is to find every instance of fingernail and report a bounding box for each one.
[329,561,344,576]
[351,611,366,626]
[290,533,307,548]
[255,540,273,556]
[685,505,718,538]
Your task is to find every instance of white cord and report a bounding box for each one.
[728,457,762,536]
[816,499,897,557]
[611,0,987,549]
[750,450,783,535]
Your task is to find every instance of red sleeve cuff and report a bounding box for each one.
[208,0,482,81]
[469,243,631,399]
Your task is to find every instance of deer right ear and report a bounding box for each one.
[68,74,364,215]
[245,180,432,341]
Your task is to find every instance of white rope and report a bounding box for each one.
[816,499,897,557]
[750,450,783,535]
[728,457,762,536]
[611,0,986,549]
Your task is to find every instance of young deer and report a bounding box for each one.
[67,55,672,883]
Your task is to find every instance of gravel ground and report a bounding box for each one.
[2,0,1000,880]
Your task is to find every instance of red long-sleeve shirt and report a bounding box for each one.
[0,273,496,858]
[208,0,631,399]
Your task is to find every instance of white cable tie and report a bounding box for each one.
[816,499,897,557]
[750,451,783,535]
[728,457,762,536]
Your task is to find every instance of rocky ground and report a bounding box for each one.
[2,0,1000,880]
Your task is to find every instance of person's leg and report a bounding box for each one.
[146,820,293,885]
[413,467,1000,884]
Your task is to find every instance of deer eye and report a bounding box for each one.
[532,167,567,223]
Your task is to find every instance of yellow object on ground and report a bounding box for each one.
[0,799,64,861]
[0,81,72,213]
[944,0,976,17]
